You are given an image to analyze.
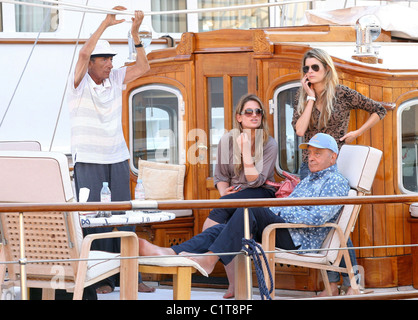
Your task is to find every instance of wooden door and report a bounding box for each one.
[193,52,254,233]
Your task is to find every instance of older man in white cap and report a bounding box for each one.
[67,6,152,298]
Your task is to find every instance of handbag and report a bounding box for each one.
[265,171,300,198]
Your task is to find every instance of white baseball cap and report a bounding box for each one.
[299,133,339,154]
[91,40,117,57]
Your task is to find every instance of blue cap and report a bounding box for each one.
[299,133,339,154]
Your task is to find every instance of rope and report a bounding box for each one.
[1,0,315,16]
[48,0,89,151]
[0,250,245,265]
[242,238,274,300]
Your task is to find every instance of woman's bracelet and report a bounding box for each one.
[306,96,316,102]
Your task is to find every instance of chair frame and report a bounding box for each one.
[261,198,363,298]
[234,144,382,299]
[75,231,139,300]
[0,150,139,300]
[258,144,382,299]
[0,211,139,300]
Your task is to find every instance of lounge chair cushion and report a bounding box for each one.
[337,145,382,192]
[137,159,186,201]
[138,256,208,277]
[274,250,328,264]
[137,159,192,217]
[86,251,121,282]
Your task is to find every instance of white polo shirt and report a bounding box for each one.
[67,67,130,164]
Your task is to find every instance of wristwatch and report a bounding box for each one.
[306,95,316,102]
[135,42,143,48]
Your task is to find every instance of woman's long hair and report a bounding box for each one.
[296,48,339,129]
[232,94,269,176]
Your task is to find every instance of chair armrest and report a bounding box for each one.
[261,222,343,252]
[74,231,139,299]
[79,231,138,260]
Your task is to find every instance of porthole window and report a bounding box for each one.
[398,99,418,193]
[271,82,302,174]
[129,85,184,173]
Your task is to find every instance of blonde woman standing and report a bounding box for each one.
[292,48,387,180]
[292,48,387,295]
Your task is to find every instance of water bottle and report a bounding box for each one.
[99,181,112,217]
[135,178,145,201]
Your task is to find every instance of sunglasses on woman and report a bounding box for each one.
[303,64,320,73]
[241,108,263,116]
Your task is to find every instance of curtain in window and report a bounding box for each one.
[15,0,58,32]
[151,0,187,33]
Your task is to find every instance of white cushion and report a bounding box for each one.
[274,250,328,264]
[138,256,208,277]
[137,159,192,217]
[137,160,186,201]
[86,251,121,282]
[170,209,193,217]
[337,145,382,192]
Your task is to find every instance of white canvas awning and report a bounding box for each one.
[305,4,418,40]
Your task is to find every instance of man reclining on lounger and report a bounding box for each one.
[138,133,350,296]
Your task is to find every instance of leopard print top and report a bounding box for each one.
[292,85,387,163]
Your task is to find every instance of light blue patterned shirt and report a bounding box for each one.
[270,164,350,251]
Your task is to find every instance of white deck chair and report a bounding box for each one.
[261,144,382,298]
[0,151,138,300]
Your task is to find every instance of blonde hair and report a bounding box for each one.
[232,94,269,175]
[296,48,339,129]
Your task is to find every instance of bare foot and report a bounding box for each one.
[96,285,113,294]
[138,238,176,256]
[343,286,359,295]
[223,261,235,299]
[179,251,218,275]
[317,283,339,297]
[138,282,155,293]
[223,287,234,299]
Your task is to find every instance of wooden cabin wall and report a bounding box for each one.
[338,73,418,287]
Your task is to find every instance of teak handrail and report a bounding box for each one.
[1,194,418,213]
